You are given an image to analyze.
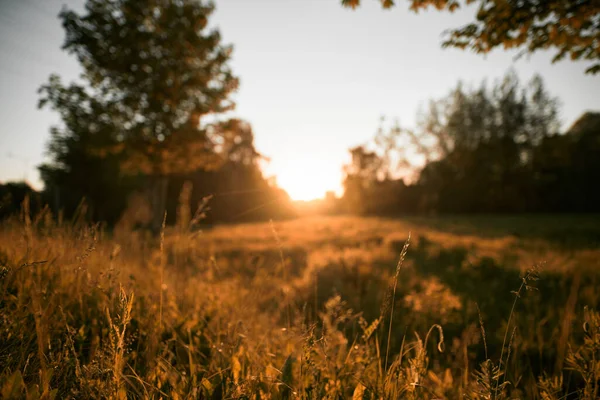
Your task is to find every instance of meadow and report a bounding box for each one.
[1,205,600,399]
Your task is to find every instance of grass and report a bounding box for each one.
[1,205,600,399]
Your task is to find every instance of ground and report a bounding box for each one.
[1,213,599,398]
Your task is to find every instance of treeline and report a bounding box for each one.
[340,72,600,215]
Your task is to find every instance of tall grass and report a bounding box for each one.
[1,201,599,398]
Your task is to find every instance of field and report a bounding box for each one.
[1,209,600,399]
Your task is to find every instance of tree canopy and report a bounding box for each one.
[39,0,293,227]
[46,0,239,175]
[342,0,600,74]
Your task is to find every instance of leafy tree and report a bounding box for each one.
[341,144,418,214]
[343,145,393,213]
[212,119,262,167]
[348,71,566,214]
[38,76,136,223]
[341,0,600,74]
[40,0,238,230]
[166,120,295,223]
[342,146,379,213]
[344,146,385,184]
[412,72,561,212]
[382,71,557,170]
[532,112,600,212]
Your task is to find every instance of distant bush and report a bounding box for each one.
[0,182,41,220]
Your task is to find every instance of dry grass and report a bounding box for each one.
[1,207,599,399]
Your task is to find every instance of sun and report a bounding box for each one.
[284,183,327,202]
[274,164,340,201]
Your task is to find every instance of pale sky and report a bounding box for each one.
[1,0,599,200]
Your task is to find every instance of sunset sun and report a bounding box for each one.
[274,163,341,201]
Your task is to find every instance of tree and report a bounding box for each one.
[354,71,563,214]
[38,76,137,223]
[40,0,239,230]
[342,146,384,213]
[531,112,600,212]
[412,72,561,212]
[165,120,295,223]
[341,0,600,74]
[394,71,559,161]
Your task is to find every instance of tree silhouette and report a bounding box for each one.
[40,0,238,230]
[342,0,600,74]
[410,72,561,212]
[38,76,136,223]
[341,71,581,214]
[0,182,41,221]
[342,146,384,213]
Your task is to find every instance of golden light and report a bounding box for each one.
[274,162,341,201]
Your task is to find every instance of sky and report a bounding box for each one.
[1,0,599,200]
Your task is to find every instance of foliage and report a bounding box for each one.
[38,76,138,223]
[0,182,41,220]
[56,0,238,175]
[341,71,600,215]
[37,1,294,228]
[342,0,600,74]
[39,0,246,229]
[164,122,295,225]
[342,146,386,214]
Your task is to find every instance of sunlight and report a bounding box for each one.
[274,164,341,201]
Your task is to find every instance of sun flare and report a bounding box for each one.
[274,164,341,201]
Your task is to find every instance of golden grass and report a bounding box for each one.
[1,209,599,399]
